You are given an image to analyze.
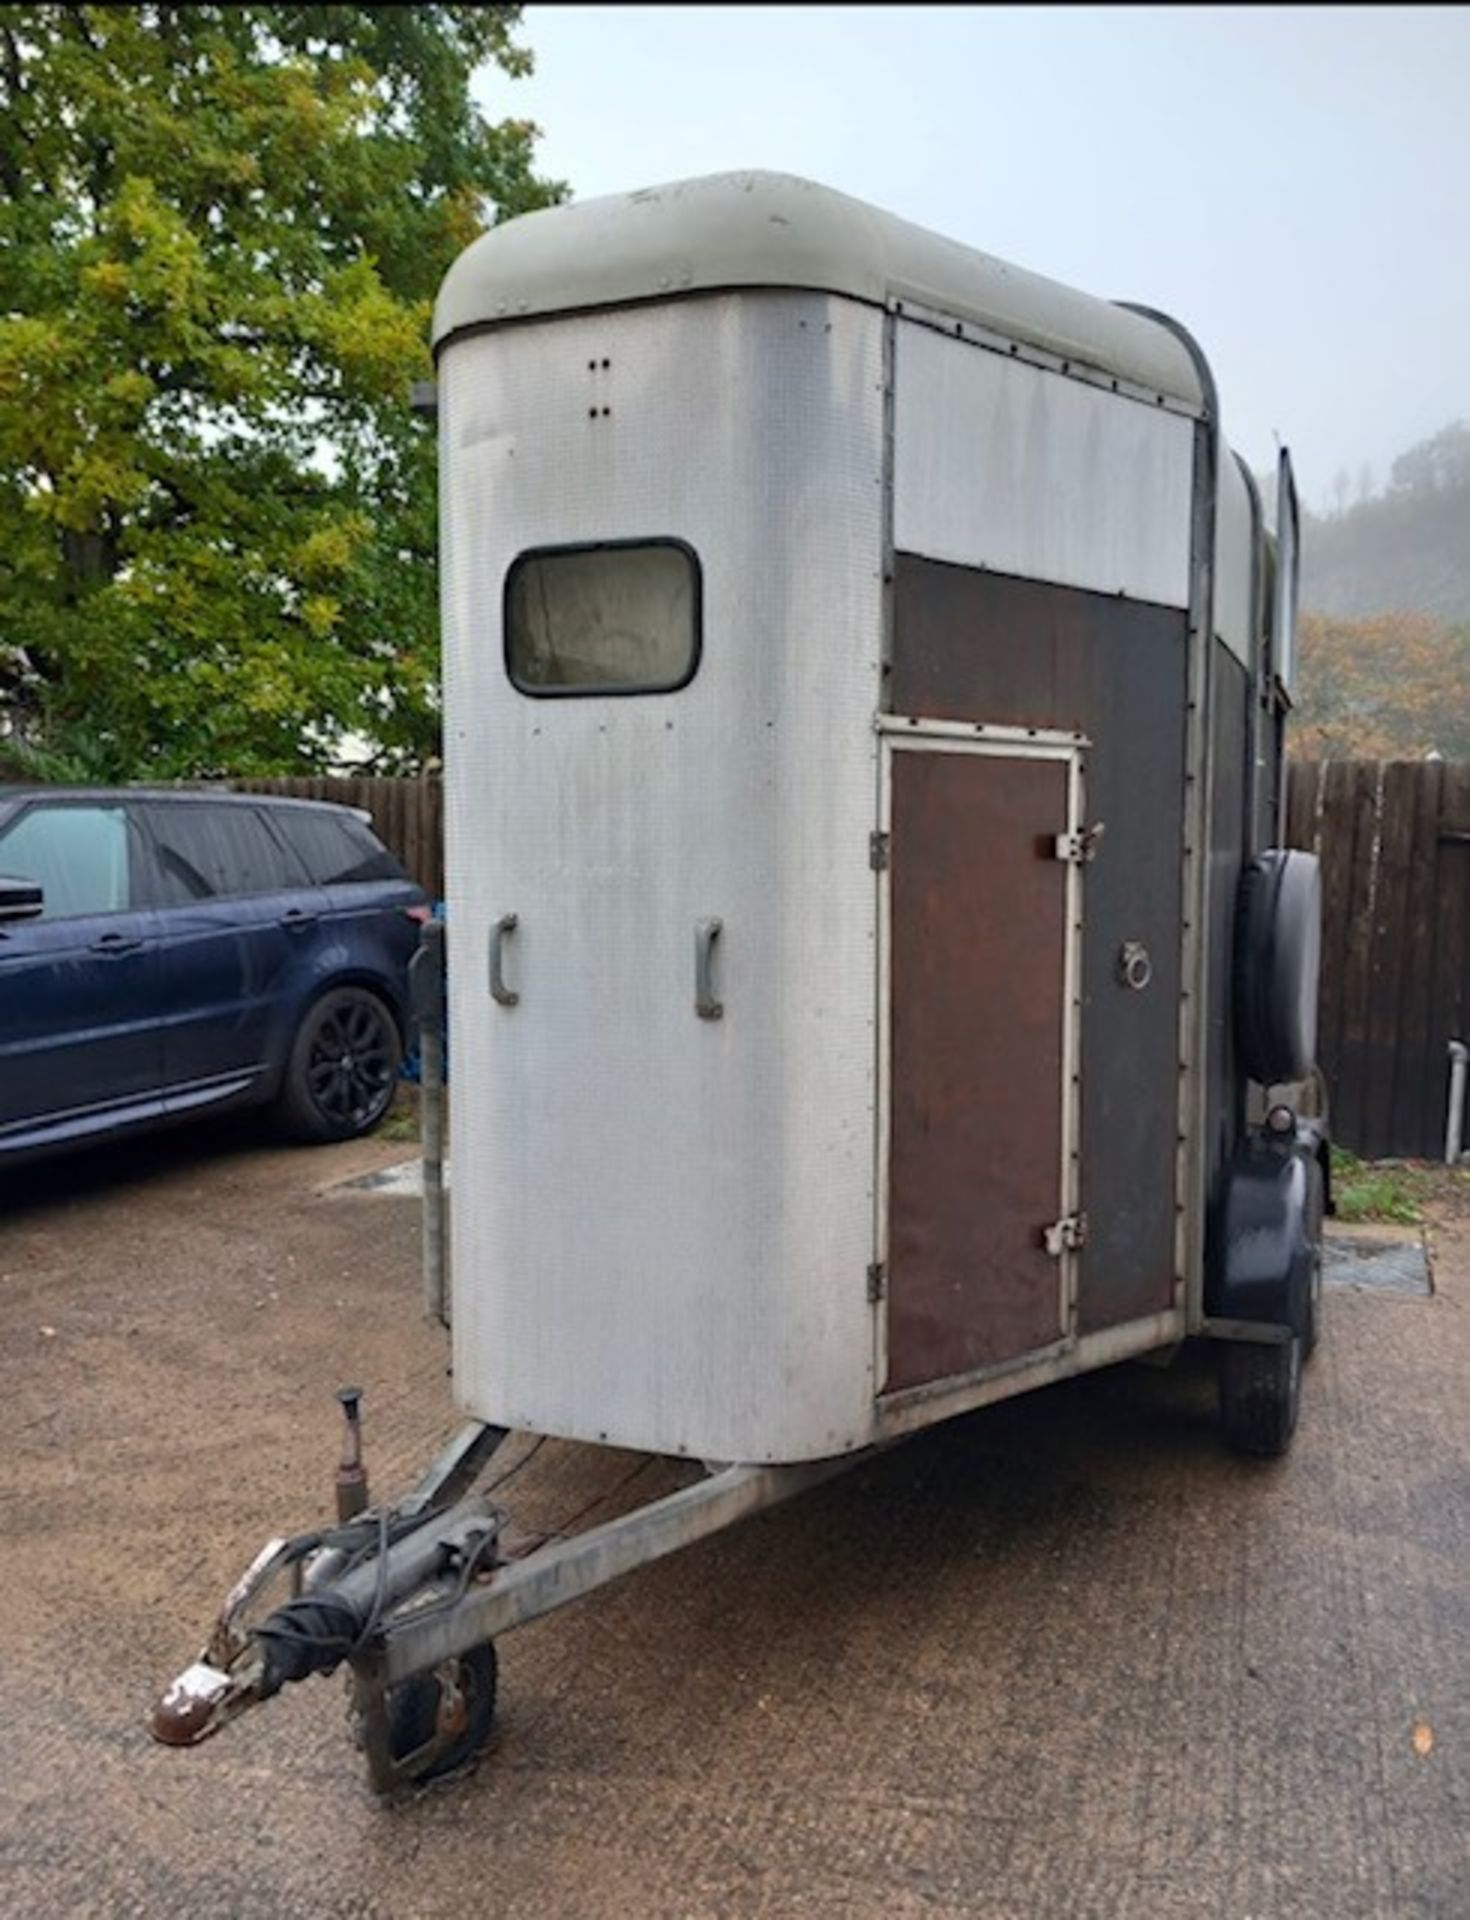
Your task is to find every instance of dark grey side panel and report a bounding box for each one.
[1205,642,1250,1202]
[890,555,1186,1333]
[1259,701,1286,852]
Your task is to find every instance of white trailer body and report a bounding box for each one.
[431,171,1306,1467]
[154,172,1322,1793]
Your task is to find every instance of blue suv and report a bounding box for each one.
[0,788,429,1165]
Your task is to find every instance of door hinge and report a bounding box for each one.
[866,1261,887,1303]
[1053,822,1105,864]
[1042,1213,1088,1257]
[869,831,890,872]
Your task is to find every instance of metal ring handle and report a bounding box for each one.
[490,913,519,1007]
[695,917,723,1021]
[1118,940,1152,992]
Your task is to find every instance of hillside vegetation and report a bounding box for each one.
[1290,422,1470,760]
[1302,422,1470,624]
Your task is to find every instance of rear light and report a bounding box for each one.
[403,904,432,925]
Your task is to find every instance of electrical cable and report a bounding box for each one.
[516,1455,658,1553]
[479,1432,547,1496]
[251,1506,398,1692]
[250,1435,583,1693]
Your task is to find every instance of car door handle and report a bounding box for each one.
[91,931,143,956]
[279,908,318,932]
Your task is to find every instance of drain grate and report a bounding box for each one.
[1322,1231,1432,1296]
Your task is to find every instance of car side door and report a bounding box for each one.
[0,800,163,1151]
[268,807,426,1018]
[138,801,329,1115]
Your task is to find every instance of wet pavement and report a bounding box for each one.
[1,1123,1466,1919]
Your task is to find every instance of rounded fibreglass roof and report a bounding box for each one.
[432,170,1206,410]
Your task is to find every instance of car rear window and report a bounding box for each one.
[273,810,407,886]
[146,803,308,901]
[0,804,131,917]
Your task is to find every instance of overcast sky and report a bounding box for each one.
[479,4,1469,513]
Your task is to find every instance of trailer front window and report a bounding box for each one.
[505,540,701,696]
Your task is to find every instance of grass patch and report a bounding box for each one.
[376,1087,422,1145]
[1331,1146,1425,1225]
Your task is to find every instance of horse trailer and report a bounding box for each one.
[155,172,1327,1791]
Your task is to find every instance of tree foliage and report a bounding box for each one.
[1289,611,1470,761]
[1389,420,1470,498]
[1291,419,1470,759]
[1300,419,1470,628]
[0,4,562,779]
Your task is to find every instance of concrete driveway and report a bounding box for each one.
[1,1125,1466,1919]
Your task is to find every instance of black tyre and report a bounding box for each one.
[1234,849,1322,1087]
[384,1643,497,1785]
[277,986,402,1143]
[1219,1334,1301,1458]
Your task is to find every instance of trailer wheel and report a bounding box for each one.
[382,1642,498,1784]
[1218,1335,1301,1458]
[1234,849,1322,1086]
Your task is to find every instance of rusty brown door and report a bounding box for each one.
[885,744,1074,1393]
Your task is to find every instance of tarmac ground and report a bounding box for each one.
[1,1121,1465,1919]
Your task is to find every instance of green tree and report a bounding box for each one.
[1290,611,1470,761]
[0,4,562,779]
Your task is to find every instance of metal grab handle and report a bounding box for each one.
[489,913,519,1007]
[695,917,723,1021]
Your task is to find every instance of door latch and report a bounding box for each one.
[1042,1213,1088,1256]
[1052,822,1105,865]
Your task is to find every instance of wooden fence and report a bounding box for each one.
[1286,760,1470,1160]
[236,762,1468,1161]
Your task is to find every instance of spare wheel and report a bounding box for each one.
[1234,848,1322,1086]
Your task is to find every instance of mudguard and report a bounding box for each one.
[1206,1124,1326,1333]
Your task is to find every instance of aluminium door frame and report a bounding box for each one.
[872,716,1087,1401]
[870,714,1189,1440]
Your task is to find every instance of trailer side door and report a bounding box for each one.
[882,731,1084,1393]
